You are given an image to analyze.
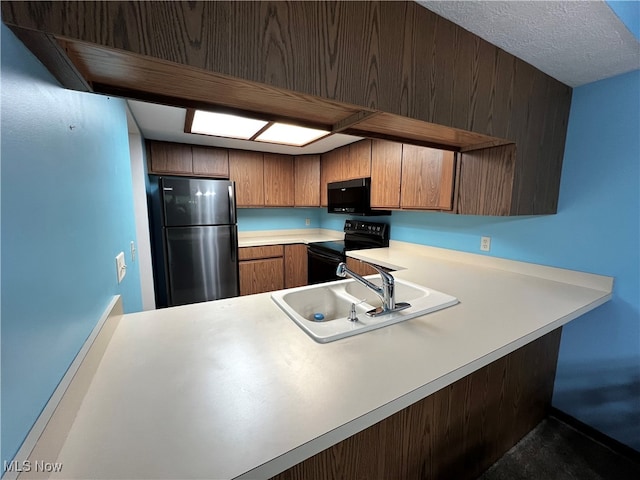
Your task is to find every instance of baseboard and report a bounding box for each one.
[549,407,640,465]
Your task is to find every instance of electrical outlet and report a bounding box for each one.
[116,252,127,283]
[305,218,311,226]
[480,236,491,252]
[130,241,136,262]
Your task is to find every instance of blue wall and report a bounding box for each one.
[320,70,640,449]
[1,25,143,463]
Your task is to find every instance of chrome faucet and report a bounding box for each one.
[336,261,411,317]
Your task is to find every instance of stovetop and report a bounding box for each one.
[309,240,347,255]
[308,220,389,256]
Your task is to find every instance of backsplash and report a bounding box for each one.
[236,208,321,231]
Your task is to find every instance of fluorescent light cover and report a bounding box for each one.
[255,123,330,146]
[190,110,268,139]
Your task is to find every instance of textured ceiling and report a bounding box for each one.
[418,0,640,87]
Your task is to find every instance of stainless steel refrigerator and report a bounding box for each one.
[150,176,239,307]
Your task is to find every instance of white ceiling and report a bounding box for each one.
[128,0,640,151]
[418,0,640,87]
[126,100,362,155]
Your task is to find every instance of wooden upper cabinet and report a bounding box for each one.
[345,140,372,180]
[229,150,264,207]
[3,1,571,215]
[192,146,229,178]
[400,145,456,211]
[148,141,192,174]
[148,141,231,178]
[320,146,346,206]
[264,154,294,207]
[294,155,320,207]
[370,139,402,209]
[457,144,516,216]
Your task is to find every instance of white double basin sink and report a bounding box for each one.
[271,276,459,343]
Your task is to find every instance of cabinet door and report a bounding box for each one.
[400,145,456,210]
[264,153,294,207]
[284,244,308,288]
[148,141,192,174]
[370,139,402,209]
[239,258,284,295]
[229,150,264,207]
[192,146,229,178]
[345,139,371,180]
[294,155,320,207]
[320,145,348,206]
[346,257,379,276]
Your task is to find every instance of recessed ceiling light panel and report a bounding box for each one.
[190,110,268,140]
[255,123,330,147]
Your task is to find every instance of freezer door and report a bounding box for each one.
[165,225,239,306]
[162,177,236,226]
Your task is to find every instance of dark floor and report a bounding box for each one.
[478,416,640,480]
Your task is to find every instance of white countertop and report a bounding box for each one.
[238,228,343,247]
[26,238,613,480]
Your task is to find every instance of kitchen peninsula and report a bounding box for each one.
[16,237,612,480]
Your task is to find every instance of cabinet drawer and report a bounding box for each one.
[239,245,284,261]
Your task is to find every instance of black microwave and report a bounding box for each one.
[327,178,391,216]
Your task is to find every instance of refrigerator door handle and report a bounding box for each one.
[228,184,237,224]
[230,227,237,263]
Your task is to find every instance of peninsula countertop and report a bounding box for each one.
[22,240,613,480]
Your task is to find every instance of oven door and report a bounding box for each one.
[307,246,344,285]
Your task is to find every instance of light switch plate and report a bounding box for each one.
[116,252,126,283]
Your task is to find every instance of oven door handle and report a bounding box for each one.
[308,247,343,263]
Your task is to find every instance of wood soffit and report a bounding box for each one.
[53,36,509,153]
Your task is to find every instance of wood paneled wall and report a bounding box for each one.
[1,1,572,214]
[271,328,563,480]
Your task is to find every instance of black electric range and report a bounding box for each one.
[307,220,389,284]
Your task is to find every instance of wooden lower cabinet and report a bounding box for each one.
[239,244,307,295]
[239,258,284,295]
[345,257,379,276]
[239,245,284,295]
[270,328,562,480]
[284,244,308,288]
